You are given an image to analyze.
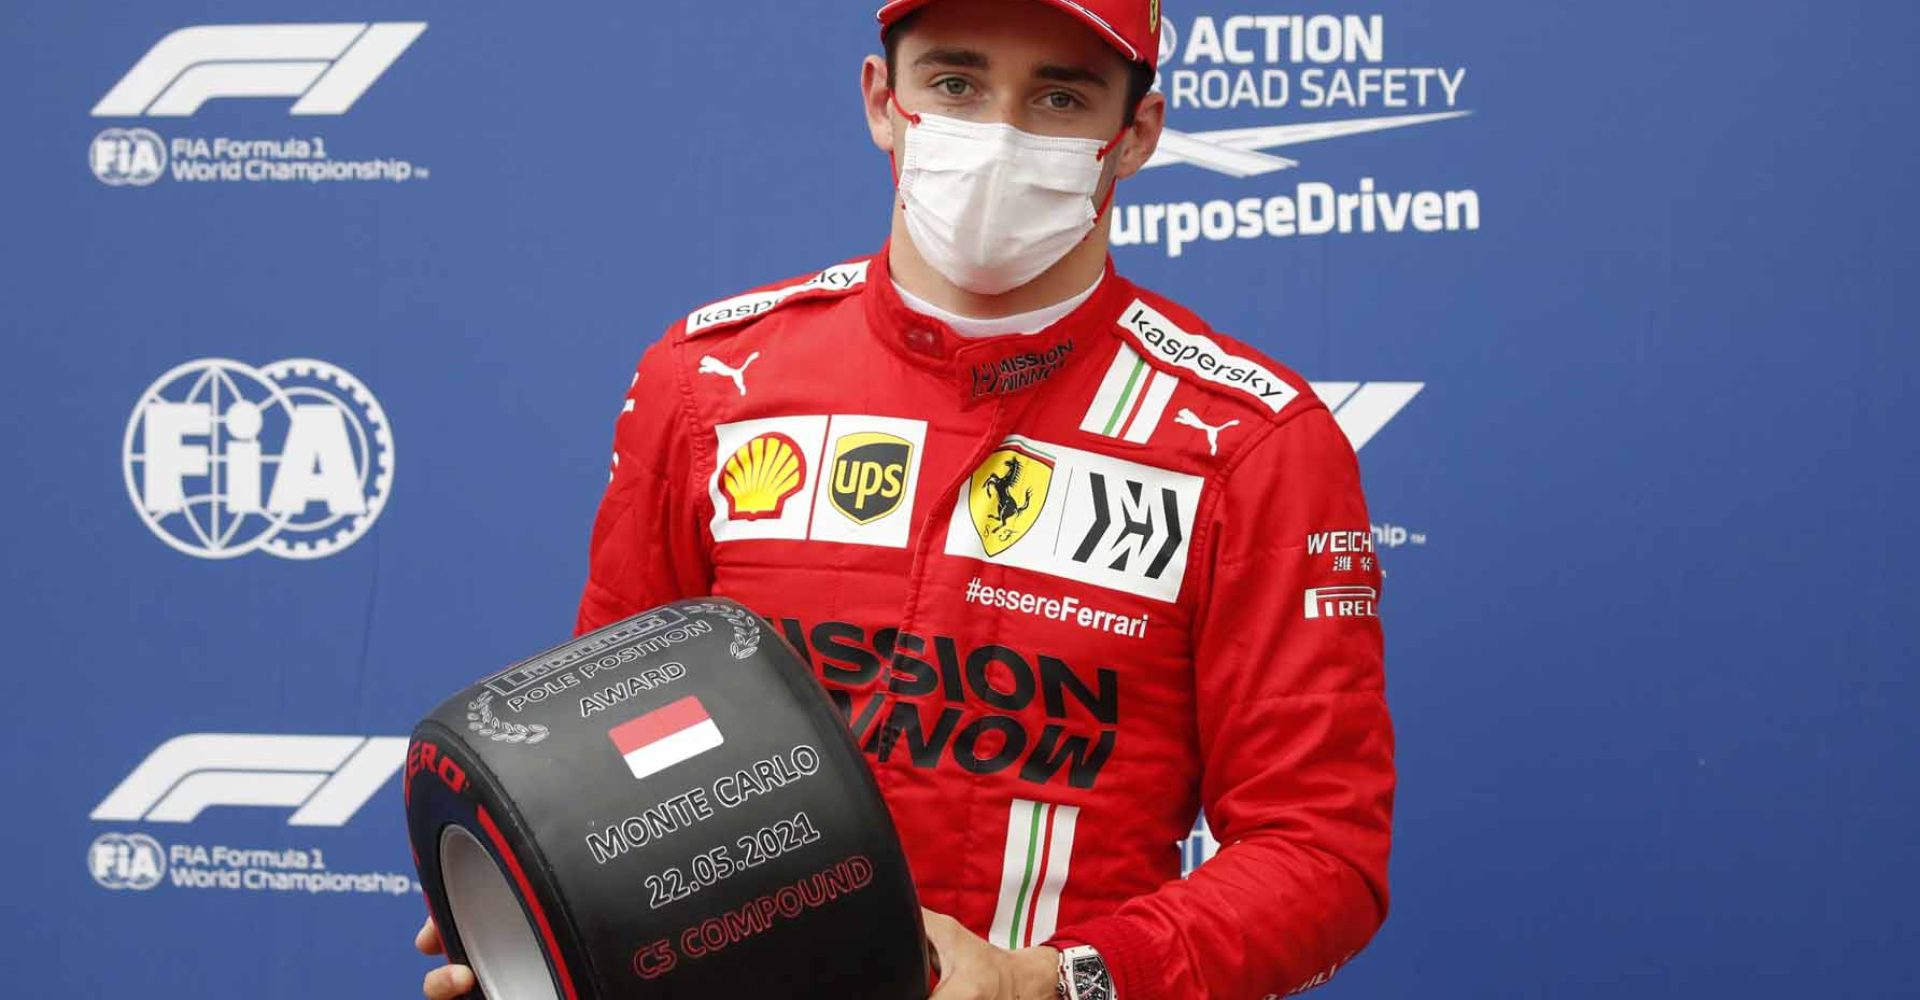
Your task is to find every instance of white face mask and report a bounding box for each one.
[895,106,1117,296]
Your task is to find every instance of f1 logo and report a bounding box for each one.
[1309,382,1425,452]
[90,733,407,826]
[93,23,427,118]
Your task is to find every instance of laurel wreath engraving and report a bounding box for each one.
[466,690,550,745]
[681,601,762,659]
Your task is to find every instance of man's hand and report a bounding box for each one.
[415,917,476,1000]
[923,908,1060,1000]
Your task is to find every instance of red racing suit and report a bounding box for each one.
[578,248,1394,1000]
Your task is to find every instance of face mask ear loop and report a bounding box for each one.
[1086,122,1129,235]
[887,89,922,186]
[888,88,923,126]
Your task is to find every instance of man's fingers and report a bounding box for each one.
[416,918,471,1000]
[922,908,961,945]
[921,909,959,977]
[921,908,987,1000]
[422,963,475,1000]
[415,917,444,956]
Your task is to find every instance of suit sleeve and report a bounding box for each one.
[576,332,714,635]
[1055,405,1395,1000]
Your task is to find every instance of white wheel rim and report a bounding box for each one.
[439,824,562,1000]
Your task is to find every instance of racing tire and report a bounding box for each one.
[405,598,929,999]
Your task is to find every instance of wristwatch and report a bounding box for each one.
[1057,944,1114,1000]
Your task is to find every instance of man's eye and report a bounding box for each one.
[1044,91,1082,110]
[937,77,971,97]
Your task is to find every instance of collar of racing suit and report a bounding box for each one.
[863,243,1128,408]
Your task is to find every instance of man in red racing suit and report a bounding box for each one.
[574,234,1394,999]
[421,1,1392,997]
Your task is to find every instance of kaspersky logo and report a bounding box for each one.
[1117,12,1479,257]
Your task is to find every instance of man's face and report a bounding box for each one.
[860,0,1167,266]
[880,0,1138,141]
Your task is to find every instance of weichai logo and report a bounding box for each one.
[769,619,1117,790]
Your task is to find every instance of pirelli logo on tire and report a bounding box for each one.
[945,436,1204,603]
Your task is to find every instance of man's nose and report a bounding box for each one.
[973,93,1041,132]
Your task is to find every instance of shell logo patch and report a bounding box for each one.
[719,432,806,520]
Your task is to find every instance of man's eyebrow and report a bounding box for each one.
[1034,63,1112,88]
[912,47,989,70]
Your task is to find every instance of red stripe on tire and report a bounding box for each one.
[476,805,580,1000]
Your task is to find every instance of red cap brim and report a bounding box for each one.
[875,0,1145,64]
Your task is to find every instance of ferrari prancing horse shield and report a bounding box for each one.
[968,442,1055,557]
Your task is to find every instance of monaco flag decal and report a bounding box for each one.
[607,696,724,781]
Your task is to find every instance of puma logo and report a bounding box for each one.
[698,351,761,396]
[1174,408,1239,456]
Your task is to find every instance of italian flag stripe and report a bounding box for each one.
[1103,356,1149,435]
[1080,345,1178,443]
[1123,367,1179,444]
[990,799,1081,949]
[1007,803,1045,948]
[1021,803,1061,946]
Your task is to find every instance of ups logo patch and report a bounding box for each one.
[830,431,912,524]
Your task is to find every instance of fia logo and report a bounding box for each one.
[89,832,166,890]
[90,128,166,186]
[123,358,394,560]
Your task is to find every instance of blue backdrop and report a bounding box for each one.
[4,1,1915,996]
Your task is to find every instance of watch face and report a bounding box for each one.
[1072,956,1113,1000]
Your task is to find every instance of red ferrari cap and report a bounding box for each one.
[876,0,1161,66]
